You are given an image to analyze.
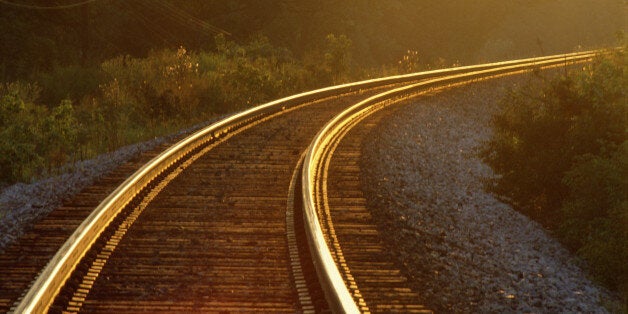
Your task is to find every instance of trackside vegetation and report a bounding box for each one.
[0,34,354,186]
[1,1,622,186]
[481,50,627,305]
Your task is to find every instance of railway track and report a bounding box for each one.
[0,139,191,313]
[1,51,599,313]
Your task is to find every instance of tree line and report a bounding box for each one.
[1,0,623,81]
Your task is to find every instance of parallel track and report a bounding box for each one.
[2,51,600,313]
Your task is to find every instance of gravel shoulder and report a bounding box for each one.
[360,74,617,313]
[0,120,217,251]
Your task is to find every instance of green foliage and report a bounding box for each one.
[482,53,627,226]
[323,34,352,83]
[0,84,43,184]
[207,36,289,110]
[95,35,323,128]
[43,100,80,170]
[481,51,627,300]
[36,65,103,106]
[0,34,349,186]
[0,83,79,185]
[482,78,575,225]
[560,143,627,294]
[100,47,204,123]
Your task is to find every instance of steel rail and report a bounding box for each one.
[12,49,600,313]
[301,51,601,313]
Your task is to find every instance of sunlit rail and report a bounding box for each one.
[12,49,602,313]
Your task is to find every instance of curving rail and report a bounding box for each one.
[12,49,601,313]
[300,51,602,312]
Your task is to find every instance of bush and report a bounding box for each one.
[323,34,353,83]
[560,142,627,297]
[36,64,103,106]
[1,34,364,186]
[41,99,79,170]
[482,52,626,227]
[481,76,579,227]
[0,83,79,185]
[100,47,205,124]
[481,50,627,301]
[0,84,44,184]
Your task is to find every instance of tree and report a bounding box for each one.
[0,85,43,184]
[324,34,352,83]
[42,100,79,171]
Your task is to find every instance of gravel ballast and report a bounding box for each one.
[0,138,169,251]
[360,75,616,312]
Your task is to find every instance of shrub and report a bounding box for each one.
[481,50,627,300]
[0,85,43,184]
[36,64,103,106]
[100,47,205,125]
[560,142,627,295]
[0,83,80,184]
[1,34,365,186]
[41,99,79,170]
[323,34,352,83]
[482,52,627,227]
[481,76,578,226]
